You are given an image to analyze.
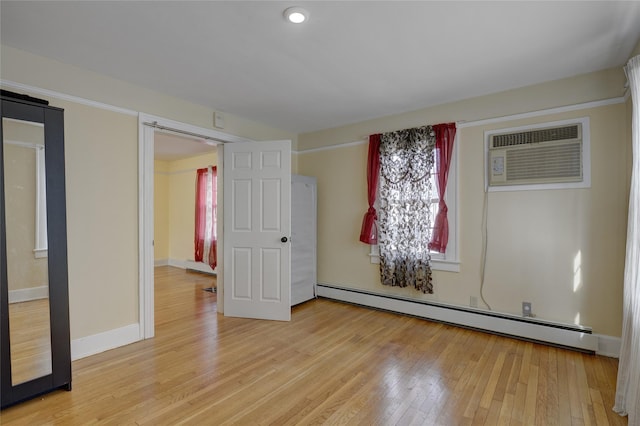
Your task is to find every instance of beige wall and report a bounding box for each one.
[62,101,140,337]
[154,152,219,264]
[167,152,218,263]
[298,72,630,337]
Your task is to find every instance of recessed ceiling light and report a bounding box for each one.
[284,7,309,24]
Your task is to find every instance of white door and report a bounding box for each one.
[223,140,291,321]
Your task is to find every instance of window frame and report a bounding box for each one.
[4,138,48,259]
[369,135,459,272]
[34,145,48,258]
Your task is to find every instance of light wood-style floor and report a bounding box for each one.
[0,266,626,425]
[8,298,53,386]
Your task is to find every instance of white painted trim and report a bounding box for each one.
[140,113,253,145]
[3,139,43,149]
[294,96,625,154]
[0,79,138,116]
[184,259,216,274]
[33,248,48,259]
[35,146,47,255]
[317,284,599,352]
[167,258,182,268]
[458,96,624,129]
[594,334,621,358]
[140,124,155,339]
[297,139,367,154]
[165,258,217,275]
[8,286,48,303]
[369,251,460,273]
[431,260,461,272]
[154,258,169,267]
[70,323,141,361]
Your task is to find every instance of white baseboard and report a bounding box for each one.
[8,285,48,303]
[166,258,216,275]
[71,323,141,361]
[317,283,610,354]
[154,258,169,266]
[594,334,622,358]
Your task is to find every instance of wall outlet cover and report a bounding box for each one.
[214,112,225,129]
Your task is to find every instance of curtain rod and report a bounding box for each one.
[142,121,226,144]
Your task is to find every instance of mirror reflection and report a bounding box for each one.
[3,117,52,385]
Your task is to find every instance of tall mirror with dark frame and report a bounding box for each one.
[1,92,71,409]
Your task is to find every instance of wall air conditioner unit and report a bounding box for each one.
[486,118,590,191]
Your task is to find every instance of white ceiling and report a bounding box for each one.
[2,1,640,140]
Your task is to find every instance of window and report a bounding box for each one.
[34,146,47,258]
[194,166,217,270]
[4,139,47,258]
[369,144,458,272]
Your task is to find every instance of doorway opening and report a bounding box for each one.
[138,113,253,339]
[153,131,218,324]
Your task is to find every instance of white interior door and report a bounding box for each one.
[223,140,291,321]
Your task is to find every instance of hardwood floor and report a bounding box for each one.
[0,266,626,425]
[8,298,53,386]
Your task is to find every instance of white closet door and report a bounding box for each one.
[291,175,317,305]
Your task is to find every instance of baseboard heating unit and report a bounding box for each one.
[317,284,598,354]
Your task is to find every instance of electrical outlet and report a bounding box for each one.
[522,301,532,317]
[470,296,478,308]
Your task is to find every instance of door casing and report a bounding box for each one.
[138,113,251,338]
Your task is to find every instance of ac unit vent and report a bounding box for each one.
[506,141,582,182]
[491,124,579,148]
[487,121,588,189]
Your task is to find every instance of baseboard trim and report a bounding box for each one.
[594,334,622,358]
[8,285,48,303]
[154,258,169,266]
[166,258,216,275]
[317,283,602,354]
[71,323,141,361]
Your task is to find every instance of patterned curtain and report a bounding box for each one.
[378,126,436,293]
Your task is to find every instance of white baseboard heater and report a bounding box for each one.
[174,259,216,275]
[317,284,598,354]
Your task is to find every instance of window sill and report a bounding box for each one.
[369,254,460,272]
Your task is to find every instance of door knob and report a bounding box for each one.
[281,237,288,243]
